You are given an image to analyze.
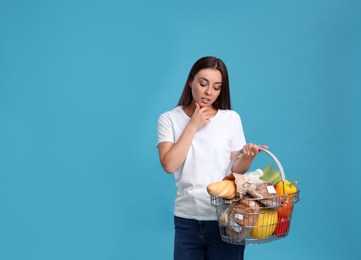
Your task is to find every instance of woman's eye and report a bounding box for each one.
[199,81,207,87]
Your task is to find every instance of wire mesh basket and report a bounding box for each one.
[210,147,300,245]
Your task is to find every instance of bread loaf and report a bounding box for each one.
[206,180,237,198]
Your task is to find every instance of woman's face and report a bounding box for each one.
[189,68,222,108]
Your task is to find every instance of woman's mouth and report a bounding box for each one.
[201,98,210,104]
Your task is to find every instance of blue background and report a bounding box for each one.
[0,0,360,259]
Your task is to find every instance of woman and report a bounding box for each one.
[157,56,267,260]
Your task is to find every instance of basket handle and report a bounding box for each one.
[226,147,286,182]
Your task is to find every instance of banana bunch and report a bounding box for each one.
[260,163,282,185]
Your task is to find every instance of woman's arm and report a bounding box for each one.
[158,123,197,174]
[158,103,211,174]
[231,144,268,174]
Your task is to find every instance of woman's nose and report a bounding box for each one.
[205,86,212,95]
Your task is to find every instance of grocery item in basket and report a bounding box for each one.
[276,180,298,195]
[219,204,233,225]
[243,169,263,179]
[226,220,250,240]
[206,180,237,198]
[273,216,290,237]
[208,172,281,207]
[249,209,278,239]
[247,182,280,207]
[230,197,261,227]
[275,180,299,203]
[222,173,248,198]
[222,173,275,201]
[277,195,294,218]
[226,196,261,240]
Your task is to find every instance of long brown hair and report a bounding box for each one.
[177,56,231,110]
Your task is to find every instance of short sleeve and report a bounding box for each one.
[157,112,175,146]
[230,112,246,151]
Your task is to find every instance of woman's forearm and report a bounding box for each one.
[159,123,198,174]
[231,154,255,174]
[231,144,268,174]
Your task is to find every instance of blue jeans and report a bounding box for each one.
[174,216,245,260]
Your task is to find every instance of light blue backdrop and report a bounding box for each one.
[1,0,360,259]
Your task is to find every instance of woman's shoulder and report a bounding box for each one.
[218,109,241,119]
[159,106,183,120]
[216,110,242,129]
[160,106,182,115]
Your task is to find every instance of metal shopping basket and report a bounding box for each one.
[210,147,300,245]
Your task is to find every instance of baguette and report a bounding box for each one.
[207,180,237,198]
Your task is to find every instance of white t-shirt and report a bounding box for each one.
[157,106,246,220]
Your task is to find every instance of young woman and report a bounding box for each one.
[157,56,267,260]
